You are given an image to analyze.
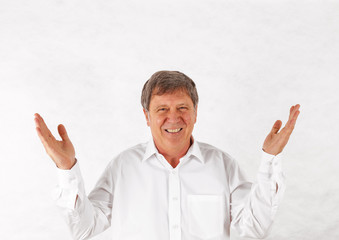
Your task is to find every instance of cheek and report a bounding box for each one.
[154,117,165,128]
[183,114,195,125]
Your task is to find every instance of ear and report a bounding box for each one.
[143,108,150,126]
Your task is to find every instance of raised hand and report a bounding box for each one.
[262,104,300,156]
[34,113,76,169]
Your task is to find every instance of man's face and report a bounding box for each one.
[144,89,197,154]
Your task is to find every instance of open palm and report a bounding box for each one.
[34,113,76,169]
[263,104,300,156]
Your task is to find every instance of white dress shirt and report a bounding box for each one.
[54,139,285,240]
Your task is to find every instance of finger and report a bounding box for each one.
[285,104,300,127]
[34,113,44,129]
[58,124,70,142]
[270,120,282,134]
[288,105,300,124]
[292,104,300,115]
[34,113,40,127]
[288,106,294,122]
[36,126,51,151]
[34,114,47,137]
[288,105,296,120]
[34,113,46,130]
[34,113,55,140]
[289,104,300,120]
[289,109,300,127]
[283,109,300,134]
[36,126,45,142]
[34,119,58,157]
[289,105,294,116]
[34,113,43,123]
[34,116,40,128]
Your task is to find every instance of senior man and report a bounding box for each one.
[34,71,300,240]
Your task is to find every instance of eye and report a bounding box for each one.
[179,106,188,110]
[158,108,167,112]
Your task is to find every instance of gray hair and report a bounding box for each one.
[141,70,199,112]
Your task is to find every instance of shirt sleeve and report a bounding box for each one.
[229,151,286,238]
[52,160,114,240]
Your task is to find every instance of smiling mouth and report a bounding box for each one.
[165,128,183,133]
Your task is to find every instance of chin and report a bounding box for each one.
[165,138,187,147]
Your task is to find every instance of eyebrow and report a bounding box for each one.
[177,103,188,107]
[153,103,189,110]
[153,105,167,109]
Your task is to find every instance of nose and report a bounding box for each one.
[166,109,181,124]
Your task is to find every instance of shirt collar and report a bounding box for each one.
[141,137,204,164]
[187,137,204,163]
[142,139,158,163]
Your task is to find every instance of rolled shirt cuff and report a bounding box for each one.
[258,150,286,206]
[259,151,283,174]
[52,160,83,210]
[56,159,81,188]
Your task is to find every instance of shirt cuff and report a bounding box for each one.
[56,159,81,188]
[258,150,283,174]
[52,160,83,210]
[258,150,286,202]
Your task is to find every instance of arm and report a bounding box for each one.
[229,151,285,238]
[34,113,76,170]
[34,113,112,239]
[230,104,300,238]
[54,160,113,240]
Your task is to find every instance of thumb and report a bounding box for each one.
[58,124,70,142]
[270,120,282,134]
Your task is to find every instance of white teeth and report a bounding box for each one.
[166,128,182,133]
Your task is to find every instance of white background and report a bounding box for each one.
[0,0,338,239]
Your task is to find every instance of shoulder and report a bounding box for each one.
[120,142,147,158]
[107,142,148,168]
[196,141,235,164]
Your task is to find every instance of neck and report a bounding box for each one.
[155,137,193,166]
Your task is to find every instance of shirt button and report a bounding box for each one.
[172,196,178,201]
[172,224,179,229]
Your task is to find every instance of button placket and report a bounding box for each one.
[168,169,181,240]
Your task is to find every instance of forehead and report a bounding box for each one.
[150,90,193,106]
